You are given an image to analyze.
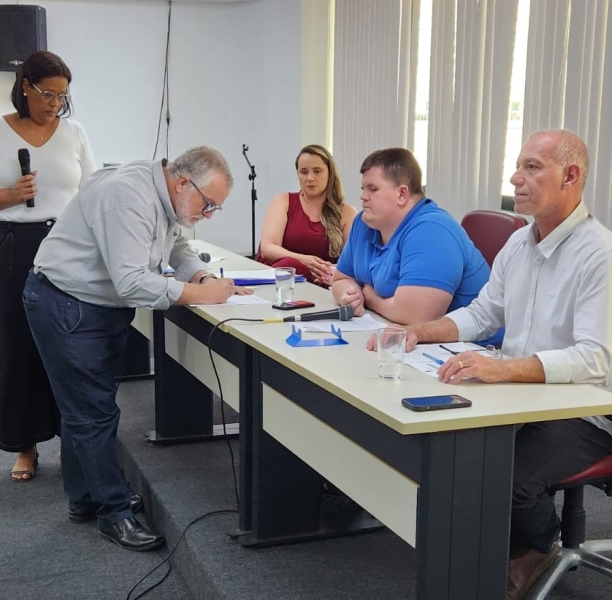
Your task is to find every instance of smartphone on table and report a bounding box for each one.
[401,395,472,412]
[272,300,315,311]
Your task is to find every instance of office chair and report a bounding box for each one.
[460,210,528,267]
[527,453,612,599]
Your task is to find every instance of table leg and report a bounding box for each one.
[416,426,514,600]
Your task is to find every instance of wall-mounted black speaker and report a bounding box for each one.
[0,5,47,73]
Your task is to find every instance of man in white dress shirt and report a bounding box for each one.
[368,130,612,600]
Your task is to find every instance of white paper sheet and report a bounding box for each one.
[187,240,226,264]
[404,342,487,377]
[217,269,277,279]
[293,313,387,332]
[191,294,270,307]
[205,255,225,264]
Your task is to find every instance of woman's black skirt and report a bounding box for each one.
[0,220,59,452]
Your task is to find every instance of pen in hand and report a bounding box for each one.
[439,344,460,355]
[422,352,445,366]
[220,268,224,278]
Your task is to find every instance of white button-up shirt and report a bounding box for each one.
[448,202,612,434]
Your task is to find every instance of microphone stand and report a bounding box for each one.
[242,144,258,259]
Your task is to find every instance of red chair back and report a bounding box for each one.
[557,454,612,490]
[461,210,528,267]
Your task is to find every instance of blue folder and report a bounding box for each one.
[233,275,306,286]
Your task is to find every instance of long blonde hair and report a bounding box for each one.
[295,144,345,258]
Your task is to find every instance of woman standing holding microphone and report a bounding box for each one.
[0,51,95,481]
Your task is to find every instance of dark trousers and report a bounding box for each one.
[23,271,135,526]
[511,418,612,556]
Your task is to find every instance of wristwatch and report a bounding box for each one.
[198,273,218,284]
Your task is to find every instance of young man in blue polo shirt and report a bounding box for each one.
[332,147,489,325]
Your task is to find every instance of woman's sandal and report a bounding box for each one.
[10,446,39,482]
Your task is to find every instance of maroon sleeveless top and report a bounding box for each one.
[281,192,333,262]
[257,192,334,272]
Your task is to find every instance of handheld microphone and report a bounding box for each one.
[198,252,211,263]
[264,305,354,323]
[18,149,35,208]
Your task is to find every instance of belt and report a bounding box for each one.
[34,270,63,293]
[0,219,56,231]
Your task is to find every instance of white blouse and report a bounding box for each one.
[0,116,96,222]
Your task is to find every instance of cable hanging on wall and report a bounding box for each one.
[153,1,172,159]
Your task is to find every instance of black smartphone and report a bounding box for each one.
[401,395,472,412]
[272,300,316,311]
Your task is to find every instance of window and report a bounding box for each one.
[413,0,432,184]
[501,0,530,196]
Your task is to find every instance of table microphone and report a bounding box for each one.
[264,305,354,323]
[18,149,35,208]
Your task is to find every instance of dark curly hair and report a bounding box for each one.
[11,51,73,118]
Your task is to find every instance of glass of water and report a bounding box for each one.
[275,267,296,305]
[376,327,406,379]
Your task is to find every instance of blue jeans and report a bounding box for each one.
[23,271,136,526]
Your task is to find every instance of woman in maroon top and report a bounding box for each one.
[257,144,357,285]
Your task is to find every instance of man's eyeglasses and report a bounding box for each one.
[440,343,503,359]
[31,82,71,105]
[189,179,223,215]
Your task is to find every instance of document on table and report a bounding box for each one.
[216,269,277,279]
[187,240,226,263]
[216,269,306,285]
[190,294,270,307]
[294,313,386,332]
[204,255,225,264]
[404,342,485,377]
[163,257,224,276]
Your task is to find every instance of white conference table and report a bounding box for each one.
[129,244,270,442]
[134,243,612,600]
[218,299,612,600]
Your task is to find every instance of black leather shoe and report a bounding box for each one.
[97,516,164,552]
[69,494,144,524]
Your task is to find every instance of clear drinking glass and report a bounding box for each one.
[275,267,296,305]
[377,327,406,379]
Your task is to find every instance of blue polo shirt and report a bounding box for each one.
[336,198,490,312]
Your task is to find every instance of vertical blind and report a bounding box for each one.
[331,0,611,227]
[332,0,418,205]
[524,0,612,227]
[332,0,518,220]
[427,0,518,219]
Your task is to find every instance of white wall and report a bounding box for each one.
[0,0,304,254]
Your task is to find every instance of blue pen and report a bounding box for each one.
[220,267,224,278]
[422,352,444,366]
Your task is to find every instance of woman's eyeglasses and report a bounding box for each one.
[189,179,223,215]
[31,83,70,104]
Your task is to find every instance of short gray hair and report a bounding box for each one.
[168,146,234,189]
[528,130,590,193]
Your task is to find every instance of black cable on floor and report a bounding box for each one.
[127,316,263,599]
[126,509,238,600]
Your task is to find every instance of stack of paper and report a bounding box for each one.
[404,342,486,377]
[294,313,386,332]
[218,269,306,285]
